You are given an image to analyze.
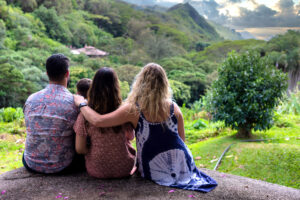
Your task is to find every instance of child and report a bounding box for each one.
[73,68,136,178]
[76,78,92,98]
[74,63,217,192]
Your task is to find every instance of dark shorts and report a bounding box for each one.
[22,153,86,175]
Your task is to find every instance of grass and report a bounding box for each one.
[0,133,25,173]
[0,120,26,173]
[0,113,299,189]
[187,120,300,189]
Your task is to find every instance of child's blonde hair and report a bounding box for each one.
[126,63,172,121]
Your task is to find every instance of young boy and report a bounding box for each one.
[76,78,92,99]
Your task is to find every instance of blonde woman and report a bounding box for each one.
[74,63,217,192]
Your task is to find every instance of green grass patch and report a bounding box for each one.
[0,133,25,174]
[188,134,300,189]
[218,142,300,189]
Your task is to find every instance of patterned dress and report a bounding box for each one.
[135,103,217,192]
[73,113,136,178]
[24,84,78,173]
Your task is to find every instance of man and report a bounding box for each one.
[23,54,80,174]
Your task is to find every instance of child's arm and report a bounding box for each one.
[174,103,185,142]
[75,134,88,155]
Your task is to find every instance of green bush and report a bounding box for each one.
[0,107,24,122]
[192,119,208,130]
[206,51,287,138]
[169,79,191,106]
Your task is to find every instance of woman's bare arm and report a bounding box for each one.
[174,103,185,142]
[74,95,138,128]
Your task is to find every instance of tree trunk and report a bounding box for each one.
[236,126,252,138]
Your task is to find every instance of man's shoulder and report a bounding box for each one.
[25,89,46,104]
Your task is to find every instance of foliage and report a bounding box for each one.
[277,87,300,115]
[114,64,141,85]
[33,6,70,43]
[119,80,129,100]
[169,80,191,106]
[68,66,94,94]
[0,19,5,49]
[0,107,24,122]
[0,61,27,107]
[265,30,300,91]
[206,51,288,137]
[192,118,208,130]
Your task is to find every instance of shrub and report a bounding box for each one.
[169,80,191,106]
[206,51,287,138]
[192,119,208,130]
[0,107,24,122]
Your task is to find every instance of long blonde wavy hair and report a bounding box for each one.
[126,63,172,121]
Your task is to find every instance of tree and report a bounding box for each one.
[266,30,300,91]
[0,60,27,107]
[0,19,5,49]
[206,51,287,138]
[68,66,94,94]
[169,80,191,106]
[34,6,72,44]
[119,80,129,100]
[115,65,141,85]
[21,0,37,12]
[42,0,73,15]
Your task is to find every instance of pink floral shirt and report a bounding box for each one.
[24,84,78,173]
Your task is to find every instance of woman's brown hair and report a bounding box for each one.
[87,67,122,132]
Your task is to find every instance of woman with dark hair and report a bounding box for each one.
[73,67,136,178]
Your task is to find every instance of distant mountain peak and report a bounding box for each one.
[167,2,220,39]
[168,2,194,12]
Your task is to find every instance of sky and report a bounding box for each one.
[123,0,300,39]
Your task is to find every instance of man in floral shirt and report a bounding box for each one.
[23,54,80,173]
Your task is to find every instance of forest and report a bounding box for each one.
[0,0,299,189]
[0,0,299,107]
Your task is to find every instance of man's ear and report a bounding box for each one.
[65,70,70,78]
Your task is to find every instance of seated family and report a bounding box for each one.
[23,54,217,192]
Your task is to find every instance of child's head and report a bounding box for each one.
[76,78,92,98]
[127,63,172,119]
[88,67,122,114]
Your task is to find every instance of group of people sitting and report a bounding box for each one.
[22,54,218,192]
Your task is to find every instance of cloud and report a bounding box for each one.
[231,5,278,27]
[227,0,241,2]
[187,0,229,24]
[229,0,300,27]
[122,0,300,27]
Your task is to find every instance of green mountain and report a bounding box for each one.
[167,3,221,42]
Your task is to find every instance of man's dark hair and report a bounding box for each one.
[46,54,70,82]
[76,78,92,98]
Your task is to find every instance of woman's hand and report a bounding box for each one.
[73,94,86,107]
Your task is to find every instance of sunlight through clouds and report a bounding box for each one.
[122,0,300,39]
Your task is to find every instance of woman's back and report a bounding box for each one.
[74,113,135,178]
[135,103,217,192]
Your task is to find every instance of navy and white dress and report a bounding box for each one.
[135,103,217,192]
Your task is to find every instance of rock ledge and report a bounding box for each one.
[0,168,299,200]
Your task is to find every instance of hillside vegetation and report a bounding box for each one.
[0,0,299,107]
